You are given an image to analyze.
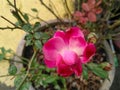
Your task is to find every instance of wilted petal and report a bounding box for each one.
[88,12,97,22]
[82,3,90,12]
[73,11,83,21]
[81,43,96,63]
[88,0,96,7]
[96,0,102,6]
[69,37,87,56]
[95,7,103,14]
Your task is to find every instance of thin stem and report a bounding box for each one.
[0,74,22,78]
[39,0,63,22]
[27,13,49,24]
[1,16,20,28]
[49,0,62,19]
[14,54,29,62]
[0,27,20,30]
[109,20,120,29]
[64,0,72,16]
[3,58,28,65]
[16,51,37,90]
[7,0,26,24]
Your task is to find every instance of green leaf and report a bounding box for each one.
[23,14,29,22]
[87,63,108,79]
[8,65,17,75]
[31,8,38,12]
[35,40,42,50]
[33,22,41,30]
[34,32,41,39]
[82,66,88,80]
[41,32,50,39]
[26,39,33,46]
[20,82,31,90]
[14,76,23,88]
[99,62,110,69]
[45,76,57,83]
[22,24,32,32]
[0,54,4,61]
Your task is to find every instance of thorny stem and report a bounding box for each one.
[39,0,63,23]
[16,51,37,90]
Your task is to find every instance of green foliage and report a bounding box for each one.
[23,14,29,22]
[14,76,23,88]
[31,8,38,12]
[0,47,12,61]
[87,63,108,79]
[8,64,17,75]
[20,82,31,90]
[82,65,88,80]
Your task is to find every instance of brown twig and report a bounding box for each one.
[0,16,20,28]
[64,0,72,16]
[39,0,63,23]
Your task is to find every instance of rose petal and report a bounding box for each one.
[81,43,96,63]
[88,0,96,8]
[57,56,73,77]
[88,12,97,22]
[53,30,65,39]
[69,37,87,56]
[66,27,84,39]
[82,3,90,12]
[72,59,82,76]
[73,11,83,21]
[62,50,78,65]
[43,37,66,60]
[44,58,56,68]
[96,0,102,6]
[95,7,103,14]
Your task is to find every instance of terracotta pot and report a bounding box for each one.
[14,19,115,90]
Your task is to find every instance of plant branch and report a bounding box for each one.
[49,0,62,19]
[16,51,37,90]
[0,26,20,30]
[39,0,63,22]
[109,20,120,29]
[0,74,22,78]
[64,0,72,16]
[1,16,20,28]
[3,58,28,64]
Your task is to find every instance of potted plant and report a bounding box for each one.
[0,0,119,90]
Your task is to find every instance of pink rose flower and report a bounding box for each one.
[43,27,96,77]
[82,0,103,22]
[73,11,88,24]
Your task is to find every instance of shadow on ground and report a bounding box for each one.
[0,83,15,90]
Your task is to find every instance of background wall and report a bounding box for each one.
[0,0,74,86]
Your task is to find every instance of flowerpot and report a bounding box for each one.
[14,19,115,90]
